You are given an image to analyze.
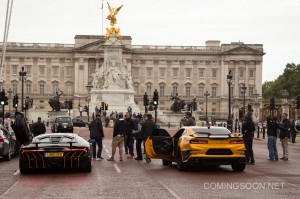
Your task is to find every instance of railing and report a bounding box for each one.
[0,42,75,48]
[131,45,221,51]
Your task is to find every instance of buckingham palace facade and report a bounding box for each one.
[0,35,264,120]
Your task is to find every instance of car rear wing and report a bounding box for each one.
[31,141,77,148]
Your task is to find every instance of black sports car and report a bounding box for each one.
[19,133,92,174]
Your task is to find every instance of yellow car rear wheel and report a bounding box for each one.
[176,150,187,171]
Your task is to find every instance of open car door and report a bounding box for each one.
[145,128,173,159]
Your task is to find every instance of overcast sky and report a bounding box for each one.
[1,0,299,82]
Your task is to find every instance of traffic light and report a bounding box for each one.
[0,90,5,106]
[13,95,19,108]
[153,89,159,107]
[296,95,300,109]
[69,99,73,109]
[101,102,105,110]
[270,98,275,110]
[105,104,108,111]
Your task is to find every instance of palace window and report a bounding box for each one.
[186,68,192,78]
[25,65,32,76]
[39,84,45,95]
[66,83,72,96]
[147,86,152,96]
[249,70,254,78]
[12,65,18,75]
[172,86,178,96]
[160,86,165,97]
[172,68,178,78]
[198,68,205,78]
[146,68,152,78]
[185,86,191,97]
[66,66,72,77]
[239,69,244,78]
[212,69,217,78]
[39,66,45,76]
[12,84,18,95]
[52,66,59,77]
[211,86,217,97]
[198,86,204,97]
[132,68,139,77]
[26,83,31,95]
[159,68,165,78]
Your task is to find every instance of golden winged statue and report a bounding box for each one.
[105,2,123,41]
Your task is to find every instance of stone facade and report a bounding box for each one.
[0,35,264,120]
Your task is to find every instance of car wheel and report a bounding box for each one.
[162,159,172,166]
[3,148,11,161]
[176,150,187,171]
[231,163,246,172]
[80,160,92,172]
[19,159,31,174]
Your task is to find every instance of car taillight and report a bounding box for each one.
[0,136,4,142]
[230,140,244,144]
[189,139,208,144]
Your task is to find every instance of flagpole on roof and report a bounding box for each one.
[101,0,104,36]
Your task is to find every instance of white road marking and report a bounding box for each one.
[12,170,20,176]
[113,164,121,173]
[105,149,109,154]
[158,180,181,199]
[0,181,19,199]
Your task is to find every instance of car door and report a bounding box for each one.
[145,128,173,159]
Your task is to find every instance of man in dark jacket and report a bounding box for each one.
[33,117,46,137]
[89,113,104,160]
[124,112,135,158]
[279,113,291,161]
[141,113,155,162]
[181,112,196,126]
[242,112,255,165]
[267,117,279,161]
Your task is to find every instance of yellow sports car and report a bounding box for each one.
[145,126,246,171]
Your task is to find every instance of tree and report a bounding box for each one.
[262,63,300,99]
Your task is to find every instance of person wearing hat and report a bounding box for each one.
[89,113,104,160]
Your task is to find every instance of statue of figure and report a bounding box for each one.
[105,3,123,40]
[103,59,124,89]
[170,92,184,113]
[106,3,123,26]
[48,89,64,111]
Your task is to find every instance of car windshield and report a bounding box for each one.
[57,117,71,122]
[192,127,230,135]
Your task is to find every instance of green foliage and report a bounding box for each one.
[262,63,300,99]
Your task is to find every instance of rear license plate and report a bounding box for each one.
[45,152,64,157]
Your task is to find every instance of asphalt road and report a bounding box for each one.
[0,126,299,199]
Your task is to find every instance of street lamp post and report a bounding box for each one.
[204,91,210,122]
[241,83,247,118]
[226,70,233,132]
[18,66,27,111]
[85,82,93,122]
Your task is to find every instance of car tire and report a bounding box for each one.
[19,159,31,174]
[231,163,246,172]
[80,160,92,172]
[162,159,172,166]
[176,150,187,171]
[3,148,11,161]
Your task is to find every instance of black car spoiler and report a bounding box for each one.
[31,141,77,148]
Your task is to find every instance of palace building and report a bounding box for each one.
[0,35,264,121]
